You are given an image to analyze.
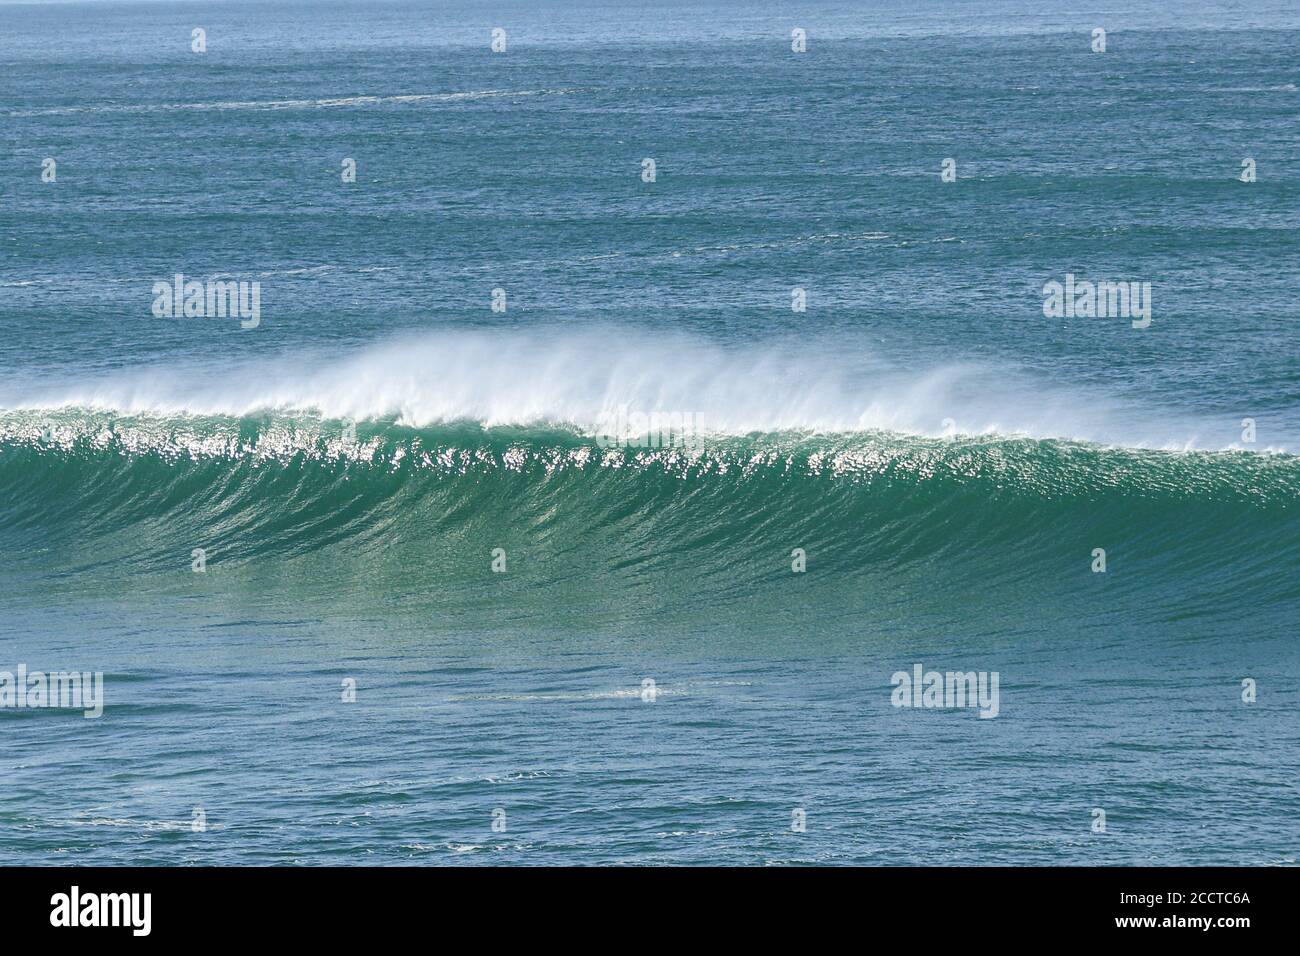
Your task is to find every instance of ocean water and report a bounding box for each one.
[1,0,1298,865]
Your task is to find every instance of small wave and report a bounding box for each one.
[68,817,196,832]
[1211,83,1297,93]
[4,88,588,118]
[449,688,673,702]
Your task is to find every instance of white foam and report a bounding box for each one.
[0,328,1284,452]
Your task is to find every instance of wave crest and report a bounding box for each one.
[0,329,1285,452]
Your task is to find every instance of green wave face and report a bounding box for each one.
[2,410,1297,645]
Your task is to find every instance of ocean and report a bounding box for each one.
[1,0,1297,865]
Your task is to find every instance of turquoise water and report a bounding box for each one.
[1,0,1298,865]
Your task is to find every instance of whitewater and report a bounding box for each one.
[1,330,1290,453]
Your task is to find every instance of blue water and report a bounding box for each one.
[1,0,1297,865]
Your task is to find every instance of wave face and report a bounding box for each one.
[3,387,1297,640]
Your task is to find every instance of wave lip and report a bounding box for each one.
[2,408,1297,510]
